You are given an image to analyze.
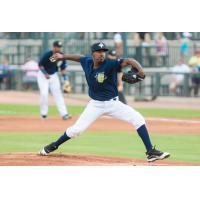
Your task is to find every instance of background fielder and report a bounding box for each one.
[37,41,71,120]
[39,42,170,162]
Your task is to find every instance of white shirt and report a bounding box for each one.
[21,60,39,77]
[114,33,122,43]
[171,64,191,82]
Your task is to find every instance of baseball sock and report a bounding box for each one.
[53,131,71,147]
[137,125,153,152]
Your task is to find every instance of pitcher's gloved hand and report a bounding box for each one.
[122,68,145,84]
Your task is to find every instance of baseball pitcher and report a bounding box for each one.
[39,42,170,162]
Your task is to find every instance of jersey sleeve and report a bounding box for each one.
[39,52,49,67]
[60,60,68,70]
[39,54,46,67]
[80,56,86,65]
[80,56,88,71]
[38,52,51,75]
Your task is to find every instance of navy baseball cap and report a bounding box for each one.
[91,42,109,53]
[53,41,63,48]
[108,50,116,56]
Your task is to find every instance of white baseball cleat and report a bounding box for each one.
[39,148,48,156]
[38,143,58,156]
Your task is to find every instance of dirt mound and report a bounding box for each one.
[0,153,198,166]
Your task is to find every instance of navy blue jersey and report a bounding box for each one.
[39,50,67,75]
[80,56,123,101]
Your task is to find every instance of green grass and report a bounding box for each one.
[136,108,200,118]
[0,104,84,116]
[0,132,199,163]
[0,103,199,164]
[0,104,200,118]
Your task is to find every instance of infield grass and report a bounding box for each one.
[0,103,200,164]
[0,131,199,163]
[0,104,200,118]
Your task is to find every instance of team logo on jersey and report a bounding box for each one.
[49,56,56,62]
[95,72,107,83]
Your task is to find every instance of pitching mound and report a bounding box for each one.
[0,153,198,166]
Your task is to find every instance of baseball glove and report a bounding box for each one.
[63,80,72,93]
[122,68,145,84]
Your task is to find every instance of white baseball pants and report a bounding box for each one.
[37,70,68,117]
[66,97,145,138]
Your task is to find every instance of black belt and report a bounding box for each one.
[109,97,118,101]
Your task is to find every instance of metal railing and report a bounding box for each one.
[1,43,200,68]
[1,69,199,97]
[0,44,42,65]
[1,32,200,40]
[126,44,200,68]
[123,72,193,97]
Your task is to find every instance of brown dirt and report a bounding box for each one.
[0,153,198,166]
[0,116,200,134]
[1,91,200,109]
[0,116,199,166]
[0,91,200,166]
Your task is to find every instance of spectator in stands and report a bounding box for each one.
[133,32,141,47]
[179,32,192,59]
[155,32,168,66]
[169,58,191,95]
[0,56,10,90]
[141,33,154,66]
[21,58,39,90]
[142,33,152,46]
[113,32,123,57]
[107,50,127,104]
[188,49,200,96]
[133,33,142,63]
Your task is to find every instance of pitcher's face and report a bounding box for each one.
[92,50,106,63]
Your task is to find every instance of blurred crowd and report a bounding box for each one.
[0,32,200,97]
[0,56,39,90]
[110,32,200,97]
